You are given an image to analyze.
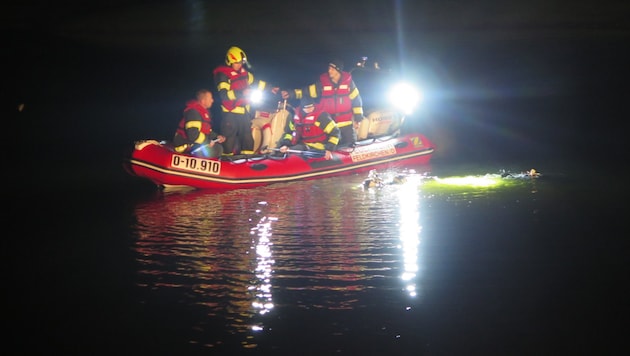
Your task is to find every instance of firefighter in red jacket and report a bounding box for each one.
[213,46,280,155]
[282,59,364,147]
[173,89,225,158]
[278,97,340,160]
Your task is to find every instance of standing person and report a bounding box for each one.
[213,46,280,155]
[277,97,340,160]
[173,89,225,158]
[282,59,365,147]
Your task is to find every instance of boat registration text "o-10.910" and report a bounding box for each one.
[171,155,221,175]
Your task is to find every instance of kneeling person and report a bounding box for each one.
[278,97,340,160]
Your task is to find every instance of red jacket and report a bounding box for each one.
[318,72,355,124]
[213,65,273,114]
[280,105,340,151]
[175,100,212,145]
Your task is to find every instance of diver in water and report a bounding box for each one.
[501,168,541,179]
[362,169,408,189]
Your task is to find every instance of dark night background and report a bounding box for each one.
[5,1,628,171]
[3,1,630,354]
[5,1,628,190]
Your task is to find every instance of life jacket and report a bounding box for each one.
[293,107,328,144]
[213,65,250,113]
[318,72,354,124]
[175,100,212,144]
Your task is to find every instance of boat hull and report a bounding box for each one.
[125,133,435,190]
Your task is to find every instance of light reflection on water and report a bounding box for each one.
[131,173,428,349]
[396,178,421,298]
[129,168,540,350]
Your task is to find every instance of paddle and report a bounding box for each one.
[267,147,326,159]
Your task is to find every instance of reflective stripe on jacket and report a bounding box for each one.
[281,106,340,151]
[318,72,355,124]
[175,100,212,144]
[213,65,269,114]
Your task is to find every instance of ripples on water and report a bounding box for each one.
[130,167,546,352]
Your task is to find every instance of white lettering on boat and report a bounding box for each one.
[171,155,221,175]
[350,143,397,162]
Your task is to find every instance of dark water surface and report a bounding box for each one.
[5,12,629,355]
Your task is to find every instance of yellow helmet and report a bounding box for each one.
[225,46,248,66]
